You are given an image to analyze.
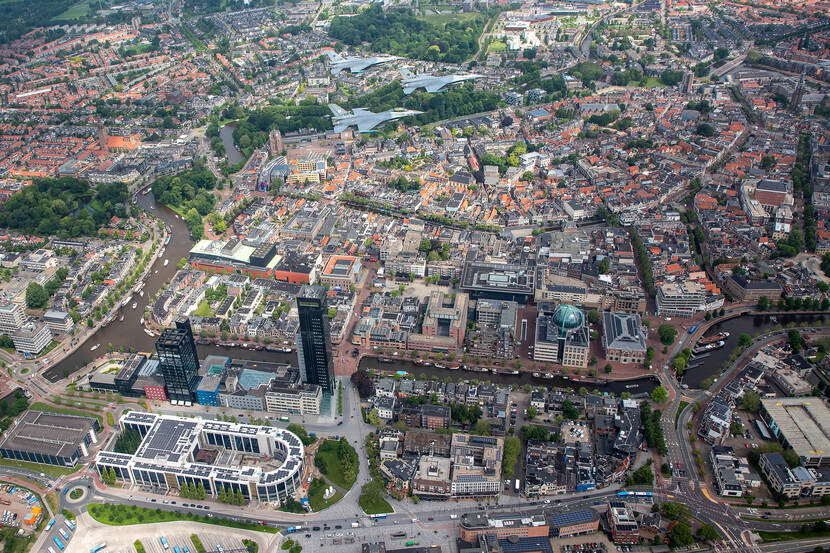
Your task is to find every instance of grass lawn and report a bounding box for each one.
[417,12,479,26]
[30,401,103,425]
[488,41,507,53]
[52,0,88,20]
[675,401,688,427]
[87,503,278,533]
[308,478,343,512]
[194,300,212,317]
[0,457,80,478]
[314,439,358,489]
[759,529,830,542]
[45,491,59,515]
[634,77,665,88]
[358,492,392,515]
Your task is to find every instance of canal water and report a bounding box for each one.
[683,312,827,388]
[219,124,244,165]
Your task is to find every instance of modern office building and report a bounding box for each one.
[656,281,724,318]
[156,318,201,404]
[0,410,100,467]
[295,285,334,394]
[12,323,53,355]
[94,413,305,504]
[607,502,640,544]
[533,303,590,368]
[0,302,25,334]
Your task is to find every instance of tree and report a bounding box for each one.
[669,522,694,547]
[738,333,752,347]
[605,363,613,374]
[658,324,678,345]
[562,400,579,420]
[587,309,599,324]
[697,524,720,542]
[696,123,715,137]
[526,406,537,420]
[788,329,803,353]
[598,257,610,274]
[350,369,375,397]
[651,386,668,404]
[630,464,653,485]
[473,419,491,436]
[742,391,760,413]
[25,282,49,309]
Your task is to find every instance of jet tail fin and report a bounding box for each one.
[329,104,348,117]
[325,51,344,63]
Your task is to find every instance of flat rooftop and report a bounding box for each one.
[0,410,97,459]
[763,398,830,457]
[460,262,535,295]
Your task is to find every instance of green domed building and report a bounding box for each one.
[533,302,590,369]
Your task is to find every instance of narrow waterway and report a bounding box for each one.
[683,313,827,387]
[359,357,659,395]
[219,123,244,165]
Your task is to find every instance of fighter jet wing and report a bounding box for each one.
[352,108,372,116]
[425,82,446,93]
[357,119,378,133]
[402,86,418,95]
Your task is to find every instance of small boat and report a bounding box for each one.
[140,317,144,324]
[142,188,150,195]
[90,344,100,351]
[698,332,729,345]
[434,363,447,369]
[132,302,137,309]
[448,364,460,370]
[163,259,169,267]
[543,373,554,379]
[414,359,425,366]
[506,370,519,375]
[533,372,541,378]
[165,236,170,245]
[280,347,292,353]
[120,316,124,322]
[139,290,144,297]
[144,328,154,336]
[626,384,639,389]
[379,357,393,363]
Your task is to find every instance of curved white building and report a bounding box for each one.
[95,412,305,503]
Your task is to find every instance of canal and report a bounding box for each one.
[219,124,244,165]
[684,312,827,388]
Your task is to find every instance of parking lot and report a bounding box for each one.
[62,516,274,553]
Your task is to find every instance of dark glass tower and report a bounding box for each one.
[155,318,200,403]
[295,285,334,394]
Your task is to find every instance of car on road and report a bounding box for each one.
[335,525,342,529]
[312,527,320,531]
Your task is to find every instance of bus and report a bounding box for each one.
[391,533,406,538]
[46,519,55,531]
[90,544,106,553]
[160,537,169,550]
[689,325,698,334]
[370,514,387,519]
[53,537,65,551]
[279,416,290,422]
[174,546,181,553]
[515,479,520,492]
[64,519,75,531]
[58,528,69,540]
[406,542,419,547]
